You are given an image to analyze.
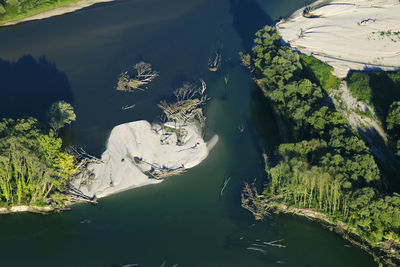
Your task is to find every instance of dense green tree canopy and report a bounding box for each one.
[387,101,400,132]
[252,26,400,260]
[386,101,400,156]
[0,117,76,207]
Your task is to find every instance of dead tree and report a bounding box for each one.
[241,180,270,220]
[157,80,208,144]
[134,62,159,83]
[116,62,159,92]
[67,147,102,203]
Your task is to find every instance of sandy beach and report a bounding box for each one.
[0,0,114,27]
[72,120,218,198]
[277,0,400,78]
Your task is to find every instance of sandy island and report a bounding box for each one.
[72,120,218,198]
[277,0,400,78]
[0,0,114,27]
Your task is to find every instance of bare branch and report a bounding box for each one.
[116,62,159,92]
[158,80,209,144]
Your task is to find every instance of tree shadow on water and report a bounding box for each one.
[0,55,73,122]
[229,0,273,50]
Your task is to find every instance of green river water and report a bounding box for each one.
[0,0,376,266]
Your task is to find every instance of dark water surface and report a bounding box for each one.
[0,0,375,266]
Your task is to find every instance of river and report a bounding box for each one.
[0,0,376,266]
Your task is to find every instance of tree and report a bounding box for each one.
[158,82,207,128]
[386,101,400,155]
[0,118,77,206]
[0,4,6,15]
[387,101,400,132]
[246,25,400,265]
[158,81,208,144]
[47,101,76,134]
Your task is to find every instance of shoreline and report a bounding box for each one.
[242,183,397,266]
[0,0,114,27]
[268,203,388,264]
[0,205,55,214]
[247,21,400,265]
[0,121,218,215]
[72,120,218,199]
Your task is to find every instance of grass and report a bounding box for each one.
[0,0,82,24]
[299,53,341,92]
[347,72,371,101]
[0,201,8,208]
[346,71,400,123]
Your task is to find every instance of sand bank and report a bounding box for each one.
[72,120,218,198]
[277,0,400,78]
[0,0,113,27]
[0,205,54,214]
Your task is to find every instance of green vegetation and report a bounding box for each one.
[346,71,400,156]
[47,100,76,134]
[370,30,400,42]
[0,101,77,210]
[0,0,80,23]
[252,26,400,265]
[347,72,372,101]
[299,53,340,91]
[387,102,400,156]
[347,71,400,116]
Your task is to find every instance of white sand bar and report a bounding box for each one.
[277,0,400,77]
[72,120,218,198]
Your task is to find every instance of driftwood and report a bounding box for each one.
[302,2,322,18]
[122,104,136,110]
[220,176,231,196]
[263,239,286,248]
[117,62,159,92]
[68,183,97,204]
[135,157,186,179]
[241,180,270,220]
[223,75,229,98]
[67,147,101,203]
[158,80,208,144]
[148,165,186,179]
[238,124,246,133]
[208,52,221,72]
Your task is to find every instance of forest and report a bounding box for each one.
[251,25,400,265]
[0,101,77,209]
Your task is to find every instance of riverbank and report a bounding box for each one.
[0,0,113,27]
[0,120,218,214]
[276,0,400,78]
[0,205,54,214]
[72,120,218,199]
[267,202,393,265]
[242,183,398,266]
[249,24,400,266]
